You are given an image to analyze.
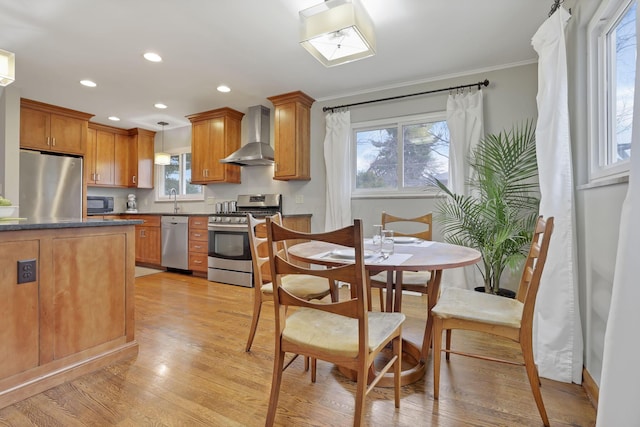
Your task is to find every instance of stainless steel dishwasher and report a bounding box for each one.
[161,216,189,270]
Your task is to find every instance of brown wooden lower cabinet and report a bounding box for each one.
[0,240,40,380]
[188,216,208,275]
[121,215,161,266]
[0,224,138,409]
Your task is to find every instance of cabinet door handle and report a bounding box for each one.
[97,174,101,181]
[194,245,202,250]
[46,136,51,146]
[194,233,202,237]
[193,260,202,264]
[133,175,136,184]
[52,137,56,147]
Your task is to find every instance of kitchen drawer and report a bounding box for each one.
[189,216,208,230]
[189,253,208,272]
[189,240,208,253]
[189,229,208,242]
[131,215,160,227]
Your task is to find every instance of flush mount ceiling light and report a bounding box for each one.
[154,121,171,166]
[154,103,168,109]
[299,0,376,67]
[80,79,97,87]
[0,48,16,86]
[217,85,231,93]
[143,52,162,62]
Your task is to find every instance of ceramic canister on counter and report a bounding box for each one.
[215,202,223,213]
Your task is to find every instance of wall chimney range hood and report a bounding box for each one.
[220,105,274,166]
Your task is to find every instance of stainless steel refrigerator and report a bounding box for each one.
[19,150,83,219]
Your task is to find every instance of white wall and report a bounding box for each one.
[0,85,20,203]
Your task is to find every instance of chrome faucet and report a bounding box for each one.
[170,188,179,214]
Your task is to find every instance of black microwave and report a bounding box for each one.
[87,196,114,214]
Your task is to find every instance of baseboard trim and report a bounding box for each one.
[582,367,599,409]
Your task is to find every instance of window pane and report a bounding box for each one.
[163,155,180,196]
[611,0,636,164]
[184,153,202,195]
[403,121,450,187]
[356,127,398,189]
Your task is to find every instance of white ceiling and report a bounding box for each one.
[0,0,553,132]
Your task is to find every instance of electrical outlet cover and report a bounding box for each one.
[17,259,37,284]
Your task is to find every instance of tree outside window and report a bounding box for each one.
[157,152,203,200]
[588,0,636,180]
[354,113,449,194]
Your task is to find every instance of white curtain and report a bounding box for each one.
[445,90,484,289]
[596,5,640,425]
[324,110,352,231]
[531,7,583,384]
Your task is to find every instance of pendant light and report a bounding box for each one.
[154,121,171,166]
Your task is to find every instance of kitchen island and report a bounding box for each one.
[0,218,141,409]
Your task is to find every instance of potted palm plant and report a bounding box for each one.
[432,121,540,295]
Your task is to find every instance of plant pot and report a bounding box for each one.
[474,286,516,299]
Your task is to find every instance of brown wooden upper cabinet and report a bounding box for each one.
[20,98,93,156]
[186,107,244,184]
[87,123,155,188]
[86,123,129,187]
[128,128,155,189]
[267,91,315,181]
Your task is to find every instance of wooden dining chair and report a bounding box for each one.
[370,212,433,311]
[431,216,554,427]
[264,218,405,427]
[245,213,337,353]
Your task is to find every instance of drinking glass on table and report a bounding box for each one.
[372,224,383,253]
[381,229,394,258]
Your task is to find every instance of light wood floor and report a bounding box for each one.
[0,272,596,426]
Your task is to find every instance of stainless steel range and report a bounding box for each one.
[207,194,282,287]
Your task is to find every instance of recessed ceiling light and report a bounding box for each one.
[108,116,120,121]
[154,103,168,109]
[143,52,162,62]
[217,85,231,93]
[80,80,97,87]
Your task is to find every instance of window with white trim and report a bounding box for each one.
[156,150,204,201]
[353,112,449,195]
[588,0,636,180]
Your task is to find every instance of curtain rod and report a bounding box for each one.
[322,79,490,113]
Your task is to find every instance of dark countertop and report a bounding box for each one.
[90,212,312,218]
[0,218,143,232]
[90,212,210,217]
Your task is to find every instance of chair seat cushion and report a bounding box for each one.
[432,287,523,329]
[261,275,331,300]
[370,270,431,287]
[283,308,405,358]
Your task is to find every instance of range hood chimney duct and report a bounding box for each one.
[220,105,274,166]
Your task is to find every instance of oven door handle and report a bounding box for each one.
[208,224,249,232]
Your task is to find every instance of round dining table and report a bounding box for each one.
[287,239,481,387]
